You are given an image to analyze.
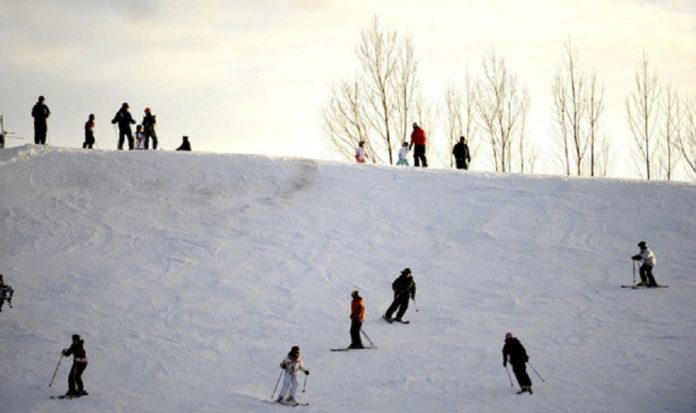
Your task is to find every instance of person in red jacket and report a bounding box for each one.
[409,122,428,167]
[349,290,366,349]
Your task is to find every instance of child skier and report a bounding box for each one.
[277,346,309,404]
[355,141,368,163]
[135,125,145,150]
[631,241,658,287]
[502,332,532,394]
[0,274,14,312]
[396,141,409,166]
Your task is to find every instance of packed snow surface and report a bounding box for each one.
[1,145,695,413]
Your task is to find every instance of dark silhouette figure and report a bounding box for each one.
[502,332,532,394]
[31,96,51,145]
[62,334,88,397]
[452,136,471,170]
[384,268,416,322]
[176,136,191,151]
[111,103,136,150]
[142,107,158,150]
[83,114,95,149]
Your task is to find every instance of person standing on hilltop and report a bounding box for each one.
[631,241,659,287]
[355,140,369,163]
[452,136,471,170]
[142,107,158,150]
[83,114,96,149]
[31,96,51,145]
[409,122,427,167]
[111,102,136,150]
[502,332,533,394]
[396,141,410,166]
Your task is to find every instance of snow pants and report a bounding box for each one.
[34,123,47,145]
[413,144,427,167]
[639,264,657,285]
[396,159,409,166]
[455,157,469,170]
[278,373,299,398]
[117,128,134,150]
[68,362,87,394]
[350,319,364,348]
[385,293,410,320]
[511,362,531,388]
[145,129,158,150]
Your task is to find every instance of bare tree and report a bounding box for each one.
[475,50,530,173]
[323,17,422,165]
[678,95,696,177]
[444,73,477,168]
[658,84,680,180]
[626,53,661,180]
[586,72,606,176]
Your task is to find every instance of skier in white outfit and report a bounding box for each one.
[277,346,309,404]
[631,241,659,286]
[396,141,410,166]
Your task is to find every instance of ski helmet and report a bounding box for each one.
[505,332,513,340]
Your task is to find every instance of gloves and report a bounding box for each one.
[62,349,68,356]
[304,370,310,376]
[503,362,507,368]
[280,363,287,369]
[631,255,640,261]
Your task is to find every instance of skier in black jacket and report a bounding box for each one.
[383,268,416,322]
[83,114,95,149]
[0,274,14,312]
[452,136,471,170]
[111,103,136,150]
[31,96,51,145]
[62,334,88,397]
[502,332,532,394]
[142,107,158,150]
[176,135,191,151]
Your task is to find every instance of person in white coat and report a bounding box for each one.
[355,141,369,163]
[631,241,658,287]
[277,346,309,403]
[396,141,410,166]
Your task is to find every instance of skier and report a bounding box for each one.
[0,274,14,312]
[176,135,191,151]
[355,140,368,163]
[276,345,309,404]
[452,136,471,170]
[383,268,416,323]
[31,96,51,145]
[111,102,136,150]
[396,141,409,166]
[135,125,145,150]
[409,122,427,167]
[502,332,532,394]
[83,114,95,149]
[349,290,366,349]
[631,241,658,287]
[142,107,158,150]
[62,334,88,397]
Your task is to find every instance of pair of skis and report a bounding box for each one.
[621,284,668,289]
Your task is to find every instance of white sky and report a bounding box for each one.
[1,0,695,177]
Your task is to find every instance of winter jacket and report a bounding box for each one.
[111,109,136,131]
[142,113,157,132]
[398,146,409,161]
[177,140,191,151]
[63,341,88,365]
[351,297,365,321]
[280,354,306,375]
[84,119,95,140]
[355,146,368,163]
[410,126,427,146]
[632,248,656,267]
[502,338,528,365]
[452,142,470,161]
[0,284,13,301]
[392,274,416,300]
[31,103,50,124]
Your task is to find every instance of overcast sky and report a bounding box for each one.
[1,0,695,177]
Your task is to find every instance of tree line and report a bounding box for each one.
[322,17,696,181]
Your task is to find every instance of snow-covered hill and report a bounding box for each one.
[1,145,695,413]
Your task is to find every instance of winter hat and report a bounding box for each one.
[291,346,300,353]
[638,241,647,248]
[72,334,81,341]
[351,290,360,299]
[412,122,418,128]
[145,107,151,113]
[505,332,513,340]
[401,268,412,275]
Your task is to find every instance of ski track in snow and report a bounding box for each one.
[0,146,695,413]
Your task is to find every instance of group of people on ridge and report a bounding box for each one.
[355,122,471,170]
[26,96,191,151]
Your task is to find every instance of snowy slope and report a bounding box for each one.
[0,145,695,413]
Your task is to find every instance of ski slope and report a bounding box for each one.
[0,145,695,413]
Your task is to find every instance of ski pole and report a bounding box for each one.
[504,365,514,387]
[527,362,546,382]
[302,373,308,393]
[270,369,283,399]
[413,298,419,312]
[360,328,376,348]
[632,260,636,285]
[48,354,63,387]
